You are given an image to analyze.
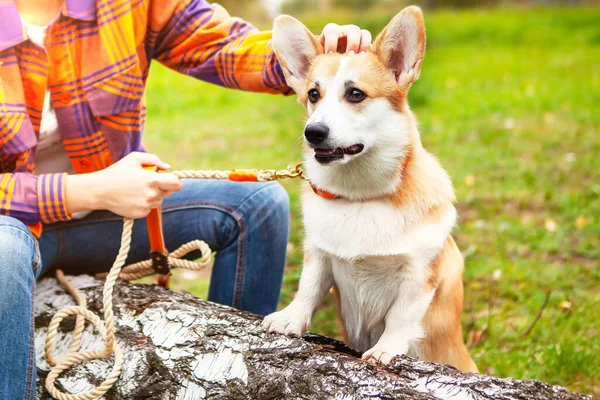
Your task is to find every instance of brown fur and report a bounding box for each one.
[387,145,475,372]
[384,115,474,372]
[387,141,456,227]
[303,52,406,113]
[373,6,426,90]
[420,236,478,372]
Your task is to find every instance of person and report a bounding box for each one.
[0,0,372,398]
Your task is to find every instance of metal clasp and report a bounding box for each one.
[257,162,306,182]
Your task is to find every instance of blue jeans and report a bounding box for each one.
[0,179,289,400]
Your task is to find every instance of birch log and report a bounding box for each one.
[33,276,595,400]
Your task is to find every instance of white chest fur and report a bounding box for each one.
[303,191,456,353]
[303,191,455,260]
[303,195,405,258]
[332,254,414,351]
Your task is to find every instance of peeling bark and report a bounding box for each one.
[34,276,595,400]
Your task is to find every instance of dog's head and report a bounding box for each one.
[273,6,426,185]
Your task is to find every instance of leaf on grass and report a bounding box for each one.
[467,328,487,348]
[492,269,502,281]
[520,213,533,225]
[465,174,475,187]
[544,113,556,124]
[563,152,576,163]
[544,218,558,232]
[575,215,588,229]
[559,301,572,311]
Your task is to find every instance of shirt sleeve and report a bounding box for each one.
[0,172,70,226]
[147,0,292,94]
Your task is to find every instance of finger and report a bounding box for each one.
[148,189,173,202]
[359,30,372,53]
[130,208,153,219]
[131,152,170,170]
[148,198,163,209]
[151,187,175,202]
[159,189,173,200]
[344,25,361,54]
[321,23,340,54]
[319,22,338,44]
[154,173,183,192]
[144,188,164,208]
[145,187,163,202]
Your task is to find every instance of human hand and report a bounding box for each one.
[319,23,372,54]
[67,152,182,219]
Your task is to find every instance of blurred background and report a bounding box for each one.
[143,0,600,395]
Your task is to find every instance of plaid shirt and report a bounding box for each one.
[0,0,289,233]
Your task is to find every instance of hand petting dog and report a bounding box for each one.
[319,23,372,54]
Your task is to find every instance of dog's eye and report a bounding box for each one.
[308,89,320,104]
[346,88,367,103]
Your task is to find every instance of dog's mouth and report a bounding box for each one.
[313,144,364,164]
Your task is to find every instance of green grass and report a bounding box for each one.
[144,7,600,395]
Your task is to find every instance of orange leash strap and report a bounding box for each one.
[143,166,171,288]
[228,169,259,182]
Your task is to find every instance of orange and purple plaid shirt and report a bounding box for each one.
[0,0,290,234]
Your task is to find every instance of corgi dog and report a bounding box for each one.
[263,7,477,373]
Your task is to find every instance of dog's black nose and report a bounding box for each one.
[304,123,330,145]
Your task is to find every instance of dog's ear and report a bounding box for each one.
[273,15,323,93]
[373,6,426,90]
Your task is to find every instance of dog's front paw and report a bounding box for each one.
[362,341,409,365]
[263,305,311,337]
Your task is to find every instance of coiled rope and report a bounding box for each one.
[44,165,304,400]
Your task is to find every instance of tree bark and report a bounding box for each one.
[34,276,595,400]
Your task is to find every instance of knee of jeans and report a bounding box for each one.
[0,215,30,231]
[0,216,38,283]
[241,182,290,230]
[266,183,290,223]
[214,209,241,250]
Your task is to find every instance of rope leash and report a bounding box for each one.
[44,164,305,400]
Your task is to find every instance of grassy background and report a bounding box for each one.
[143,7,600,395]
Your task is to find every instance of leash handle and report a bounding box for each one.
[143,166,171,288]
[140,161,307,288]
